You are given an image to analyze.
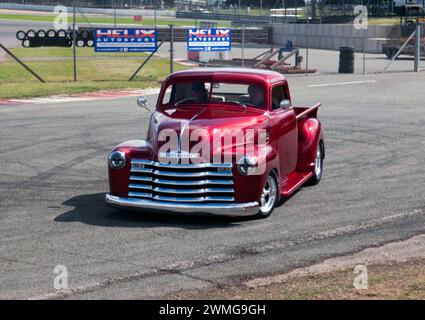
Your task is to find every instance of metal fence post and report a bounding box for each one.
[72,0,77,81]
[305,7,309,76]
[241,24,245,68]
[0,44,45,83]
[414,22,421,72]
[363,28,367,74]
[170,24,174,74]
[113,0,117,27]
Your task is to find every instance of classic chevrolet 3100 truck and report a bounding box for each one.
[106,68,324,217]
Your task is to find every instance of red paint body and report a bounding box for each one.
[108,69,324,204]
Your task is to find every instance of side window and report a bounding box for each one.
[271,85,286,110]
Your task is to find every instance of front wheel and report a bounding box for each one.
[257,174,279,218]
[308,141,324,185]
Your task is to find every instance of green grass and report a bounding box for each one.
[368,17,403,26]
[10,47,149,58]
[0,48,189,99]
[0,12,230,27]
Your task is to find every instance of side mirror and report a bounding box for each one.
[280,99,292,109]
[137,96,151,113]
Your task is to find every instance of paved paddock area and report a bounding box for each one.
[0,71,424,299]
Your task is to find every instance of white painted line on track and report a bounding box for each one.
[309,80,377,88]
[4,88,160,105]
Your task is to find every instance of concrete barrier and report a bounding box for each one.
[272,23,395,53]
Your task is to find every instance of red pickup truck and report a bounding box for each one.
[106,68,324,217]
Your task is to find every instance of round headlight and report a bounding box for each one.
[237,156,257,176]
[108,151,126,170]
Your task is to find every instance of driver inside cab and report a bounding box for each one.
[191,82,209,103]
[247,84,265,107]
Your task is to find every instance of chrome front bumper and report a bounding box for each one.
[105,194,259,217]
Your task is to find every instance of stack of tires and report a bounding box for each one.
[73,29,95,48]
[338,46,355,74]
[16,29,94,48]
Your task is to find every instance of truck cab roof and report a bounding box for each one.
[165,68,287,85]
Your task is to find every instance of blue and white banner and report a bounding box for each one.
[95,28,157,52]
[187,29,231,52]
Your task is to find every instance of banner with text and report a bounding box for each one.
[95,28,157,52]
[187,29,231,52]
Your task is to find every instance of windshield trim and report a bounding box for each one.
[160,81,267,110]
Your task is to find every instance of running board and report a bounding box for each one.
[281,171,313,196]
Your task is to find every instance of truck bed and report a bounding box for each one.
[294,103,321,120]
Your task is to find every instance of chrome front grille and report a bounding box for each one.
[128,160,234,203]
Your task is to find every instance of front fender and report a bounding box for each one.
[233,144,280,203]
[108,140,153,197]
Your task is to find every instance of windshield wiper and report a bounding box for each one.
[174,98,195,107]
[226,101,247,110]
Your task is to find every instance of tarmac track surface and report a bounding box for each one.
[0,72,424,299]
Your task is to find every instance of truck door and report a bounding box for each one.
[268,83,298,178]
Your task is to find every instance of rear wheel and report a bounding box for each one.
[257,174,278,218]
[308,141,324,185]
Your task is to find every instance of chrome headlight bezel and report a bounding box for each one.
[108,151,126,170]
[237,156,257,176]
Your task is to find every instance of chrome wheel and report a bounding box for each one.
[259,175,278,215]
[315,145,323,179]
[309,141,324,185]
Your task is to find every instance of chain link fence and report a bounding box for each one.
[0,1,424,100]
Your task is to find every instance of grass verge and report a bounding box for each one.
[171,259,425,300]
[0,48,188,99]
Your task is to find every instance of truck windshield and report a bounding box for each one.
[162,82,266,109]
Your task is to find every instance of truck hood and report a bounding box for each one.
[147,105,270,159]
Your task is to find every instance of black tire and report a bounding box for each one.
[57,29,67,37]
[256,172,279,218]
[76,38,86,47]
[37,30,47,39]
[26,29,36,38]
[46,29,57,38]
[339,66,354,73]
[16,30,26,40]
[308,141,324,185]
[80,29,90,38]
[67,30,77,38]
[22,39,30,48]
[86,39,94,47]
[28,38,41,48]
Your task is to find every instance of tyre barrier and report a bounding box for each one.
[16,29,94,48]
[16,30,26,41]
[338,46,355,74]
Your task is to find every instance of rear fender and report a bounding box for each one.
[296,118,323,172]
